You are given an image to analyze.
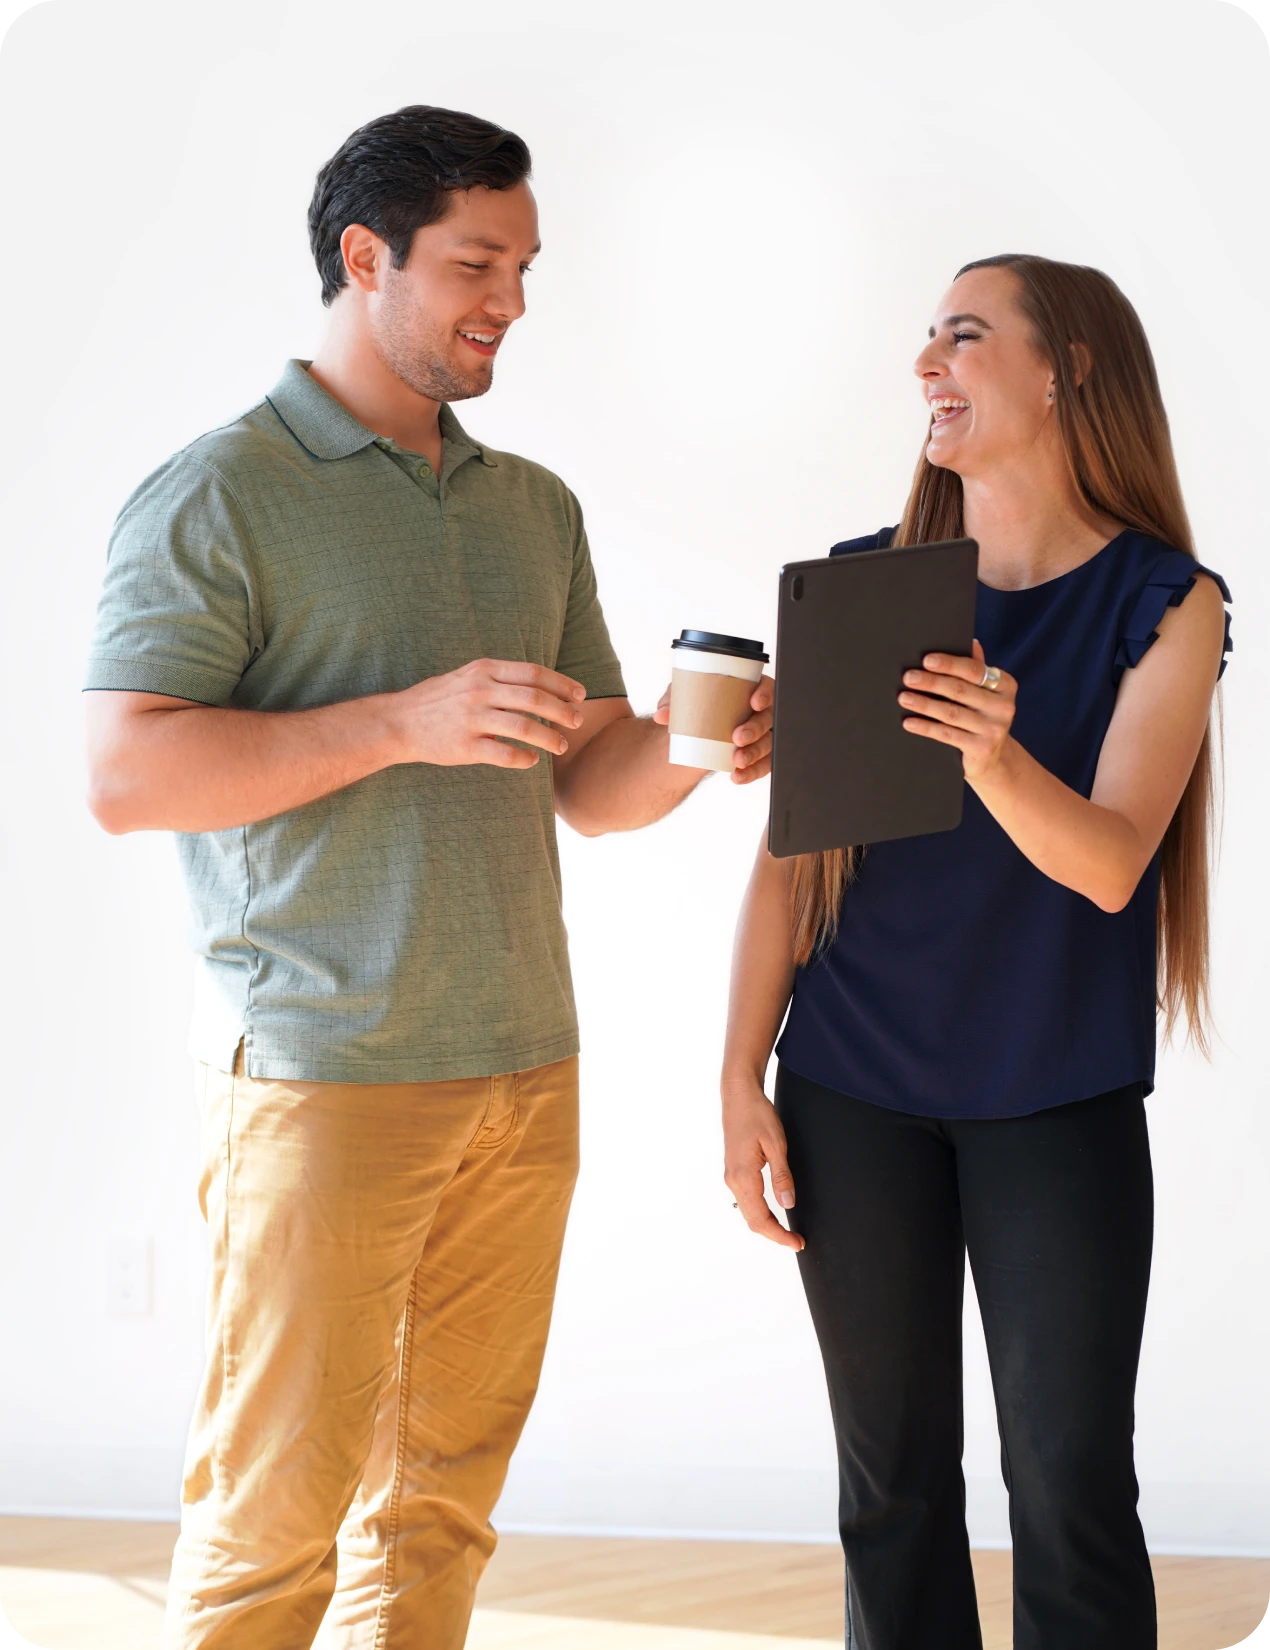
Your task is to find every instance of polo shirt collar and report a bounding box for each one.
[266,360,376,460]
[266,359,496,466]
[439,403,496,466]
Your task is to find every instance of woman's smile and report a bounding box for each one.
[928,394,971,429]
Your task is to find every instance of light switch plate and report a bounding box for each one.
[106,1235,152,1316]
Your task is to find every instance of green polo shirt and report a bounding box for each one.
[85,361,627,1082]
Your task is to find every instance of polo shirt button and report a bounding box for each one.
[418,463,430,476]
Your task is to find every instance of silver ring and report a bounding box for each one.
[980,664,1002,692]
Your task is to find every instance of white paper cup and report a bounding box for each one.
[668,631,768,771]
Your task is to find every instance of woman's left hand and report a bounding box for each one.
[898,640,1017,785]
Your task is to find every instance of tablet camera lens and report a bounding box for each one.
[791,575,804,601]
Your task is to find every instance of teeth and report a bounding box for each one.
[930,396,970,412]
[461,331,497,344]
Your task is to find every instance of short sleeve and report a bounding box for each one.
[84,453,262,706]
[830,526,897,556]
[1115,550,1232,682]
[553,488,627,699]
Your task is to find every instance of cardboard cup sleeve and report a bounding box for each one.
[668,649,765,771]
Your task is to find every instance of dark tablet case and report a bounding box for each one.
[768,538,979,857]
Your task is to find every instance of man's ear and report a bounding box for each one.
[1069,339,1093,385]
[339,224,388,295]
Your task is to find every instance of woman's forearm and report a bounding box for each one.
[971,740,1148,912]
[904,585,1224,914]
[719,837,805,1249]
[722,841,797,1095]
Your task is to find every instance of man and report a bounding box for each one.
[84,106,772,1649]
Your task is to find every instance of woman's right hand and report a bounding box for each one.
[722,1079,805,1252]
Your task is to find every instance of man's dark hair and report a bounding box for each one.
[308,106,533,306]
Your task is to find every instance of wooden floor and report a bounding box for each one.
[0,1517,1265,1648]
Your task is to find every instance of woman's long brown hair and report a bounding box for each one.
[790,253,1218,1050]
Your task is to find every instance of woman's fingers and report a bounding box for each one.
[922,649,993,684]
[722,1088,804,1251]
[900,651,1019,784]
[766,1134,797,1211]
[901,666,1016,710]
[724,1156,804,1251]
[902,715,963,744]
[899,689,975,727]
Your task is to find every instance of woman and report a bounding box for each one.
[722,254,1231,1650]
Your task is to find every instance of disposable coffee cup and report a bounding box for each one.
[668,630,769,771]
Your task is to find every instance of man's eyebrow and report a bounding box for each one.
[453,236,542,255]
[928,312,994,338]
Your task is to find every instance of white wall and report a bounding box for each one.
[1,0,1267,1559]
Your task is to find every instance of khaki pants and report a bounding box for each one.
[163,1049,580,1650]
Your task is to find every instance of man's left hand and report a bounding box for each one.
[653,673,775,785]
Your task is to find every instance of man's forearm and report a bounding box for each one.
[86,693,405,834]
[554,714,707,836]
[88,659,590,834]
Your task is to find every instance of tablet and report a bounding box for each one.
[768,538,979,857]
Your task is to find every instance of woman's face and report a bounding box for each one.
[913,266,1057,480]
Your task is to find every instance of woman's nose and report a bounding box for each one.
[913,340,944,379]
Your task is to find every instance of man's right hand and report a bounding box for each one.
[390,659,587,769]
[86,659,589,836]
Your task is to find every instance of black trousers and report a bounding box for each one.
[775,1065,1156,1650]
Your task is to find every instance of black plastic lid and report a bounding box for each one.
[672,629,769,663]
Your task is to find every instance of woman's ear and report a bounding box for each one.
[1069,340,1093,386]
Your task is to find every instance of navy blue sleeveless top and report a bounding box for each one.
[776,528,1232,1120]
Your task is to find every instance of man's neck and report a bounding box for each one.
[308,309,444,471]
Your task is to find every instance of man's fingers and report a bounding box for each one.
[734,677,775,745]
[732,730,772,784]
[473,737,540,769]
[733,732,772,769]
[482,710,572,755]
[733,714,773,746]
[494,683,585,728]
[732,755,772,785]
[485,659,588,703]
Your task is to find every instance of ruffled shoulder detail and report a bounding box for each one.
[830,526,897,556]
[1115,550,1232,681]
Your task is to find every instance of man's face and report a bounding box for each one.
[370,182,540,404]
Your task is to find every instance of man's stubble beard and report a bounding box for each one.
[373,275,494,405]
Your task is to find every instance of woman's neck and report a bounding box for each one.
[960,467,1123,592]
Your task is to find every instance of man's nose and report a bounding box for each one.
[485,268,527,323]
